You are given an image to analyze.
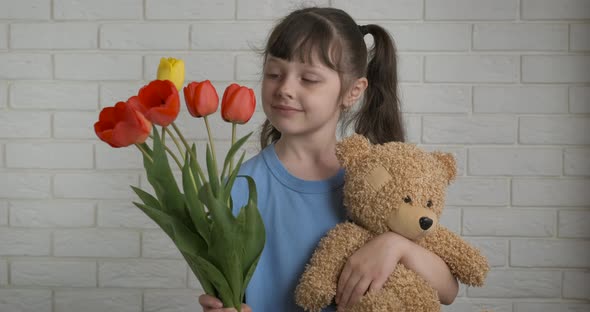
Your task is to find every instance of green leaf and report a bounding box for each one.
[221,132,252,179]
[194,255,238,308]
[182,150,210,245]
[220,151,246,203]
[205,144,220,197]
[131,186,161,211]
[183,253,217,296]
[133,202,206,258]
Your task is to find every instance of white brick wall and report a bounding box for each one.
[0,0,588,311]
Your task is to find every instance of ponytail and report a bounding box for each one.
[260,119,281,149]
[352,24,405,144]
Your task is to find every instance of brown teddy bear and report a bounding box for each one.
[295,134,489,312]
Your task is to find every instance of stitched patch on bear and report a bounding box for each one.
[365,164,392,191]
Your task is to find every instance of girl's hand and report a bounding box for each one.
[335,232,409,311]
[198,294,252,312]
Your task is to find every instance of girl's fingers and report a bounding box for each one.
[199,294,223,310]
[348,277,372,307]
[336,264,352,303]
[338,273,362,310]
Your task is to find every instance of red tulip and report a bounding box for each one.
[183,80,219,118]
[221,83,256,124]
[131,79,180,127]
[95,98,152,148]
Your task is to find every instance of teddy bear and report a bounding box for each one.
[295,134,489,312]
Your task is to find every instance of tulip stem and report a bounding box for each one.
[171,122,207,183]
[135,143,153,163]
[203,116,219,176]
[164,126,185,160]
[147,134,183,170]
[229,123,236,174]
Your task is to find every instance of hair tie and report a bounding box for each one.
[358,24,369,36]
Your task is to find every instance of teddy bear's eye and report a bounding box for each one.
[403,196,412,203]
[427,200,433,208]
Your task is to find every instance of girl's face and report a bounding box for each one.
[261,53,344,140]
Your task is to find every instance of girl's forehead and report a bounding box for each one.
[266,54,334,71]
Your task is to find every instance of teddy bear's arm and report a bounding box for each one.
[295,222,373,312]
[417,226,489,286]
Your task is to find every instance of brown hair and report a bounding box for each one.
[260,7,405,148]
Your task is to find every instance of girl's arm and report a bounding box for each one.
[336,232,458,309]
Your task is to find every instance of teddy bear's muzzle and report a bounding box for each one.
[386,202,438,241]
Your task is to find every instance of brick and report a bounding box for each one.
[426,0,517,20]
[0,111,50,138]
[522,0,590,20]
[0,144,3,168]
[513,178,589,207]
[465,238,507,267]
[54,173,139,199]
[237,0,330,19]
[0,173,51,199]
[0,259,6,285]
[511,239,590,267]
[96,143,144,169]
[0,289,52,312]
[11,23,97,49]
[0,80,6,108]
[559,210,590,238]
[54,229,139,257]
[468,147,562,176]
[474,86,568,113]
[55,289,141,312]
[400,85,470,113]
[173,110,266,141]
[99,259,186,288]
[383,24,470,51]
[10,81,98,110]
[570,86,590,113]
[55,54,142,80]
[520,116,590,145]
[398,55,423,82]
[0,24,7,49]
[142,230,183,259]
[514,303,590,312]
[426,55,519,83]
[236,53,264,81]
[571,24,590,51]
[54,111,100,139]
[12,260,96,287]
[423,116,517,144]
[523,55,590,83]
[0,229,50,256]
[565,148,590,176]
[97,201,158,229]
[442,300,512,312]
[191,23,270,50]
[146,0,234,19]
[563,271,590,299]
[9,200,94,227]
[7,143,93,169]
[144,290,203,312]
[0,54,52,79]
[188,271,203,289]
[438,208,461,234]
[101,24,188,50]
[0,0,50,19]
[99,82,146,108]
[474,23,567,51]
[403,115,421,144]
[467,269,561,297]
[447,178,509,206]
[0,201,6,225]
[144,54,234,82]
[464,208,555,237]
[54,0,142,20]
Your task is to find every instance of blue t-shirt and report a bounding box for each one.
[231,143,346,312]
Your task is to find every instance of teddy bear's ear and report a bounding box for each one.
[432,152,457,184]
[336,134,372,168]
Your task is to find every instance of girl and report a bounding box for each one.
[200,7,458,312]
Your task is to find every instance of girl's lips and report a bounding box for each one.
[272,104,302,111]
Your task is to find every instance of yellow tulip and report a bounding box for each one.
[157,57,185,91]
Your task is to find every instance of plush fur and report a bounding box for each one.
[295,134,489,312]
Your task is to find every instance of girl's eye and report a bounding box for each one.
[403,196,412,204]
[264,73,280,79]
[302,78,319,84]
[427,200,433,208]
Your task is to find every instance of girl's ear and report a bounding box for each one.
[343,77,368,109]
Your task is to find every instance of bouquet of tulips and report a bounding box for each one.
[94,57,265,309]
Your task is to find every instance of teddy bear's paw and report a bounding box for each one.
[295,284,334,312]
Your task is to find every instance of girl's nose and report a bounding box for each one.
[276,77,294,99]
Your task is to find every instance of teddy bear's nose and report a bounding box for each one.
[419,217,433,230]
